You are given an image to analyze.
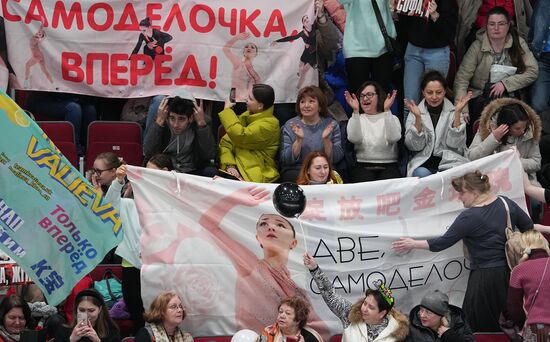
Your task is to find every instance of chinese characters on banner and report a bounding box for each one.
[126,149,525,338]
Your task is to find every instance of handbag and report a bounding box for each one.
[93,269,123,308]
[499,197,524,270]
[371,0,404,62]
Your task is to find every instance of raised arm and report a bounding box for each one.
[198,186,269,275]
[223,32,251,68]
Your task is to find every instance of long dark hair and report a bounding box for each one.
[0,295,35,330]
[486,6,526,74]
[420,70,453,100]
[67,289,119,339]
[496,103,529,144]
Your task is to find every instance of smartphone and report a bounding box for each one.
[229,87,236,103]
[77,311,88,324]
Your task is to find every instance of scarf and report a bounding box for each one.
[149,323,188,342]
[0,326,20,342]
[366,317,389,340]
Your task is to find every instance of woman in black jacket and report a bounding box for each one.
[406,290,474,342]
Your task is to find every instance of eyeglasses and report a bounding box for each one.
[419,307,438,317]
[487,21,508,28]
[91,167,112,175]
[360,92,377,99]
[167,304,184,311]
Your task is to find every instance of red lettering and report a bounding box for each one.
[113,3,139,31]
[175,54,207,87]
[87,3,114,31]
[146,3,163,30]
[163,3,186,32]
[61,52,84,82]
[239,9,261,36]
[1,0,22,22]
[219,8,238,36]
[110,54,129,86]
[86,53,109,85]
[264,10,287,37]
[52,2,83,30]
[25,0,47,25]
[154,54,172,86]
[129,55,154,86]
[190,5,215,33]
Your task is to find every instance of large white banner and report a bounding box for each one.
[127,150,526,338]
[1,0,317,102]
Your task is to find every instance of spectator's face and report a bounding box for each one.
[92,159,116,187]
[168,113,192,134]
[164,296,185,327]
[277,304,299,332]
[3,308,25,334]
[77,300,100,327]
[361,295,386,325]
[509,120,527,137]
[359,85,379,114]
[486,14,509,40]
[422,81,446,108]
[299,95,320,119]
[256,214,297,253]
[418,306,442,331]
[308,156,330,183]
[246,91,263,113]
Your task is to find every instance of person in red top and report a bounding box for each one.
[505,230,550,340]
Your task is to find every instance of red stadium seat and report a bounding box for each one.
[37,121,79,168]
[473,332,510,341]
[86,121,143,170]
[194,337,232,342]
[329,335,342,342]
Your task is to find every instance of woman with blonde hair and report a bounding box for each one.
[504,230,550,341]
[296,151,342,185]
[135,292,193,342]
[393,171,533,332]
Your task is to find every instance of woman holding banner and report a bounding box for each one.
[392,171,533,332]
[302,253,409,341]
[198,186,329,337]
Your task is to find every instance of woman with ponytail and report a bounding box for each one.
[393,171,533,333]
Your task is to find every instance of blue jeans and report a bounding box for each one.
[144,95,167,138]
[412,167,435,178]
[531,53,550,114]
[27,94,97,147]
[404,43,450,120]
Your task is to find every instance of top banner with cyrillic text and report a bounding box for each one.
[127,150,526,338]
[0,91,122,304]
[1,0,317,102]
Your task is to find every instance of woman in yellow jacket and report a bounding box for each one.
[219,83,280,183]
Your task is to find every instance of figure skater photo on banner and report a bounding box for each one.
[130,17,173,60]
[271,14,317,89]
[197,185,330,337]
[223,32,261,102]
[24,21,53,88]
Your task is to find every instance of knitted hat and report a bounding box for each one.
[420,290,448,316]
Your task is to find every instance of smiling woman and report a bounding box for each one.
[0,295,35,342]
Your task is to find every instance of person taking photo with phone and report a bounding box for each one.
[55,289,120,342]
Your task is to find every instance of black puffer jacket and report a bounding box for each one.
[405,304,474,342]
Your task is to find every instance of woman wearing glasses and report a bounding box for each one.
[135,292,193,342]
[87,152,122,195]
[404,70,471,178]
[344,81,401,182]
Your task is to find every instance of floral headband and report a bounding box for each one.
[372,279,394,306]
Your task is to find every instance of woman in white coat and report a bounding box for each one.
[405,70,472,177]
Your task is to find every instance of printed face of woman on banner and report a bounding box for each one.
[139,25,153,38]
[302,15,312,32]
[256,214,297,254]
[243,43,258,59]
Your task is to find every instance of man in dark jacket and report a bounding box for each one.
[406,290,474,342]
[143,91,217,176]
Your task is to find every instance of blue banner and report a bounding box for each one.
[0,91,122,304]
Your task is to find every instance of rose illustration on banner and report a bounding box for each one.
[178,267,220,314]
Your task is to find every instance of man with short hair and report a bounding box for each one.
[143,92,216,176]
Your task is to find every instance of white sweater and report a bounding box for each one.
[347,111,402,164]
